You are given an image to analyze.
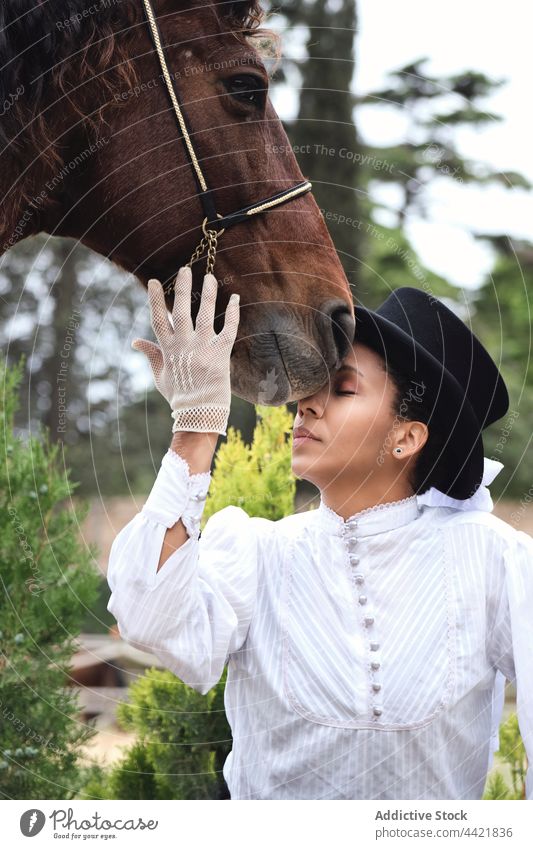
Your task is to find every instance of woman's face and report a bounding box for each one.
[291,341,402,492]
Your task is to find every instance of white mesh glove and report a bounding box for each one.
[132,266,240,435]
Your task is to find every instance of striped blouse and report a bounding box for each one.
[106,450,533,800]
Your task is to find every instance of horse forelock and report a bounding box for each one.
[0,0,269,238]
[214,0,265,33]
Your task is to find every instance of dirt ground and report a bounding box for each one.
[80,717,136,768]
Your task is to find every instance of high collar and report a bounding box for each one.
[316,494,420,538]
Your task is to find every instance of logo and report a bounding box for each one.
[20,809,46,837]
[258,367,279,404]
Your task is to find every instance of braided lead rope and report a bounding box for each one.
[142,0,224,281]
[141,0,208,193]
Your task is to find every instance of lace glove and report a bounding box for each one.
[132,266,240,435]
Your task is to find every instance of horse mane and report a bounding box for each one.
[0,0,268,232]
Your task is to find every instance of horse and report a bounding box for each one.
[0,0,355,404]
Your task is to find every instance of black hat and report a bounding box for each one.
[353,287,509,499]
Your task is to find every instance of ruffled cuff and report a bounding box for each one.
[183,464,212,541]
[141,449,211,530]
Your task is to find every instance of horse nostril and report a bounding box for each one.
[318,300,355,365]
[331,306,355,361]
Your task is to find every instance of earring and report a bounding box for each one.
[394,447,402,454]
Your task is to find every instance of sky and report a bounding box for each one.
[272,0,532,290]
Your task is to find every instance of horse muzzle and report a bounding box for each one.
[229,300,355,404]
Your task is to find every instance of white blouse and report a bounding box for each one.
[106,450,533,800]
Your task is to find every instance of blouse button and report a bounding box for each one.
[372,682,382,692]
[373,707,383,717]
[349,555,360,566]
[371,661,380,670]
[364,616,374,626]
[353,573,364,584]
[370,641,380,651]
[358,595,367,605]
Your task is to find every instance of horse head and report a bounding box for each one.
[0,0,355,404]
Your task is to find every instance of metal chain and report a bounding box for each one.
[185,228,218,275]
[186,235,209,268]
[205,230,218,275]
[163,228,219,294]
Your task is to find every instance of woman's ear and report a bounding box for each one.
[393,421,429,460]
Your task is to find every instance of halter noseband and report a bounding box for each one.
[141,0,313,287]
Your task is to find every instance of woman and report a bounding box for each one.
[107,267,533,800]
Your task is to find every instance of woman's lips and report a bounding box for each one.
[292,433,320,447]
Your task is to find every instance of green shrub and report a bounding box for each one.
[79,668,230,800]
[203,404,296,522]
[0,359,100,799]
[483,713,527,800]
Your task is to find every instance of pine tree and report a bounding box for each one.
[357,60,529,227]
[470,236,533,499]
[0,359,100,798]
[275,0,363,285]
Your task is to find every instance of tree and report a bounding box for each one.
[271,0,364,285]
[266,10,488,308]
[0,235,260,498]
[0,359,101,798]
[268,0,363,285]
[357,59,530,227]
[469,236,533,500]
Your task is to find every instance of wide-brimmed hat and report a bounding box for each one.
[353,287,509,499]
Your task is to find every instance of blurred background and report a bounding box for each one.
[1,0,531,798]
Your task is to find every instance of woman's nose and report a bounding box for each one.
[297,384,327,418]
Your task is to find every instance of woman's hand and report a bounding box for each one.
[132,266,240,436]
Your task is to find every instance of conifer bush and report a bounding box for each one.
[483,713,527,800]
[0,360,100,798]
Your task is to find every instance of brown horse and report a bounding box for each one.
[0,0,354,404]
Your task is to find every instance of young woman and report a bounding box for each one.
[107,267,533,800]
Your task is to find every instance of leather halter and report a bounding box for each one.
[141,0,313,286]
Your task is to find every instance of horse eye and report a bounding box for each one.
[223,75,267,108]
